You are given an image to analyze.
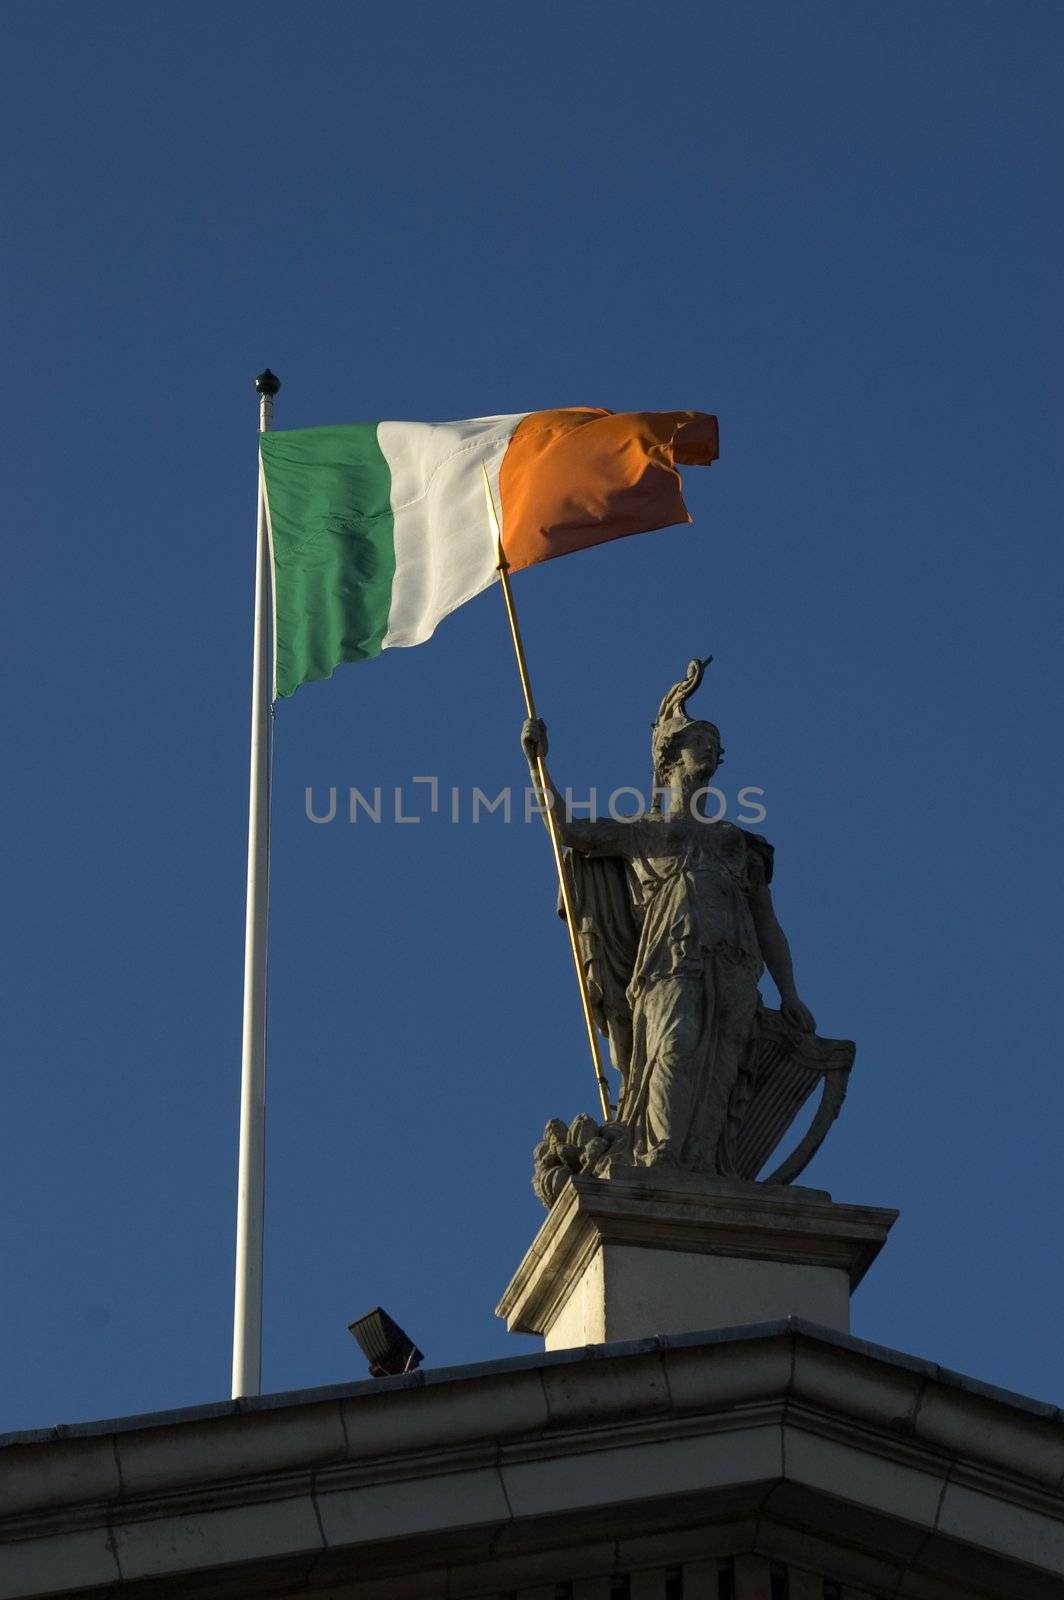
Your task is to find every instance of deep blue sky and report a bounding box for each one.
[2,2,1061,1430]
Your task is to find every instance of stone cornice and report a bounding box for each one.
[2,1322,1062,1599]
[495,1176,898,1338]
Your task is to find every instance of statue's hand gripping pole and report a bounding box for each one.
[481,468,613,1123]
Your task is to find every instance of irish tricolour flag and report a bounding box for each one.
[259,406,717,699]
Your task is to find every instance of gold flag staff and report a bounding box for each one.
[481,468,613,1123]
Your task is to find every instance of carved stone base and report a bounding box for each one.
[496,1166,897,1350]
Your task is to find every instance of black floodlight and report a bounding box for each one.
[348,1307,424,1378]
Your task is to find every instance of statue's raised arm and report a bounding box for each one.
[521,716,650,858]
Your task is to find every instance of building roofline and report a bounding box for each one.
[2,1315,1058,1449]
[3,1315,1063,1600]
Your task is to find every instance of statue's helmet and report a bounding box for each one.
[651,657,724,793]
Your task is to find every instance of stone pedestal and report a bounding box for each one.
[496,1166,897,1349]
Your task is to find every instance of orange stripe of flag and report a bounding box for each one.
[499,408,718,572]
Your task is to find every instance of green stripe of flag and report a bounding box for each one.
[260,425,396,698]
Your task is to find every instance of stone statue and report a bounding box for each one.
[522,659,854,1207]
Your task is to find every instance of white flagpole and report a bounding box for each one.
[232,368,280,1398]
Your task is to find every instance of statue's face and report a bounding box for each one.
[668,724,721,786]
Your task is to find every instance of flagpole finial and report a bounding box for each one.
[255,369,281,397]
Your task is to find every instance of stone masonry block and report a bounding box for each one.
[541,1352,670,1429]
[0,1434,120,1515]
[315,1467,510,1548]
[112,1494,324,1580]
[118,1403,346,1496]
[342,1372,549,1461]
